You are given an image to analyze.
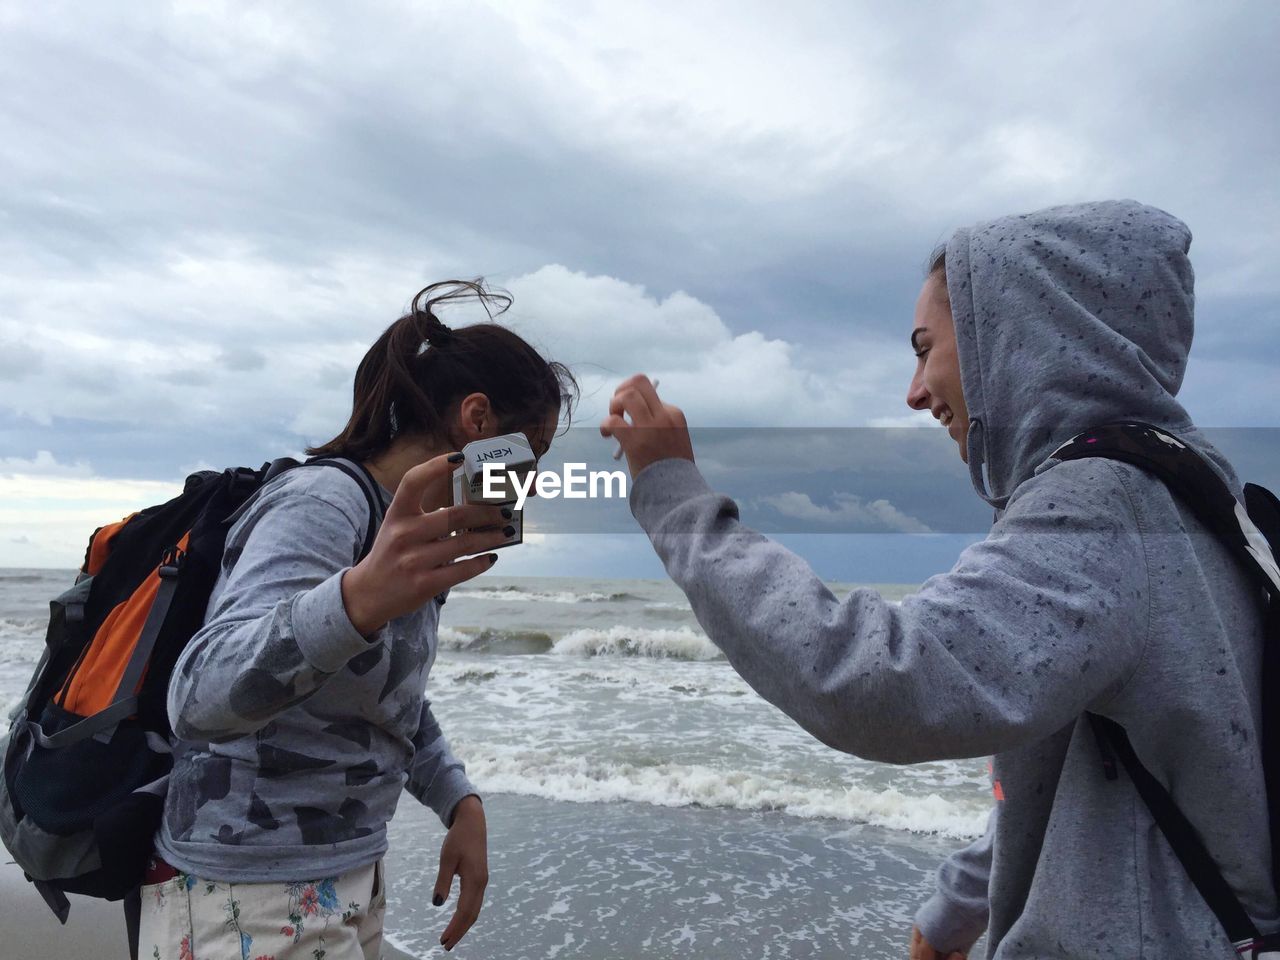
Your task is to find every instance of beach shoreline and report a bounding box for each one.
[4,792,962,959]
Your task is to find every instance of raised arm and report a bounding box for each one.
[170,456,510,742]
[627,455,1149,763]
[168,486,379,742]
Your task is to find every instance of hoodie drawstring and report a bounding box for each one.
[967,418,1008,511]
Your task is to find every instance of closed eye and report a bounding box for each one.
[914,349,930,359]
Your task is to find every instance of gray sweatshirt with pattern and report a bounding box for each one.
[155,464,476,882]
[630,201,1278,958]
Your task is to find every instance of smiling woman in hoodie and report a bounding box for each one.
[602,201,1278,959]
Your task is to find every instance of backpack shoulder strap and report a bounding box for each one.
[1088,713,1262,944]
[302,457,385,562]
[1049,421,1280,597]
[1053,420,1279,947]
[222,457,384,563]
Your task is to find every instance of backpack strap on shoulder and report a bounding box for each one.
[303,457,385,562]
[1053,421,1280,949]
[1049,421,1280,597]
[1088,714,1262,944]
[223,457,384,562]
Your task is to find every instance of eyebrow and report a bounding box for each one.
[910,327,927,351]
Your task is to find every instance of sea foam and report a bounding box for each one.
[438,624,724,661]
[451,586,634,604]
[552,625,722,661]
[456,744,987,839]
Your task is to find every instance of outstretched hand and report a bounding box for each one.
[910,925,968,960]
[599,374,694,477]
[342,453,511,636]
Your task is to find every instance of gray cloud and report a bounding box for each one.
[0,340,43,381]
[220,346,268,372]
[756,491,932,534]
[1,0,1278,572]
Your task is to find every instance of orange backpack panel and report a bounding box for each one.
[59,529,192,716]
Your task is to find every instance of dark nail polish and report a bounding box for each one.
[447,453,464,463]
[432,893,443,906]
[488,554,499,566]
[503,525,516,537]
[501,507,513,519]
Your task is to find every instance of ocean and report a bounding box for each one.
[1,569,991,959]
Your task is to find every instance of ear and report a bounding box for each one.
[456,393,492,441]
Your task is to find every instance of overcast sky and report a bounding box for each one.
[2,1,1278,577]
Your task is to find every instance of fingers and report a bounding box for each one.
[598,412,629,440]
[385,453,462,521]
[432,850,455,912]
[418,502,510,541]
[437,860,486,952]
[609,375,661,424]
[440,871,487,951]
[430,552,502,593]
[629,374,664,410]
[615,372,658,399]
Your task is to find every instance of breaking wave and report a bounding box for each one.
[458,744,988,839]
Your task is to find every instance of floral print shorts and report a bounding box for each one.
[138,858,386,960]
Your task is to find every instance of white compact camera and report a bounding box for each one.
[450,432,536,548]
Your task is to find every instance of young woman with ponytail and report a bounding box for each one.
[139,281,577,959]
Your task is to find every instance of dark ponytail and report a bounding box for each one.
[307,280,578,460]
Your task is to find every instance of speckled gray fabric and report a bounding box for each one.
[630,201,1278,957]
[155,465,476,882]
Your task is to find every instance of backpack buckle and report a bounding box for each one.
[229,466,260,495]
[159,546,185,579]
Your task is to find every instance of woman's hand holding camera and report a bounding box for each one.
[342,452,511,636]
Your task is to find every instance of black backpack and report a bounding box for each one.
[0,456,382,925]
[1054,421,1280,957]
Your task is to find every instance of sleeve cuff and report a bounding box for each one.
[914,889,989,955]
[432,771,480,827]
[292,569,384,673]
[629,458,713,532]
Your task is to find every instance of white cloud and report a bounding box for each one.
[506,265,915,427]
[0,243,449,438]
[0,453,182,568]
[0,451,93,478]
[1,0,1278,575]
[757,491,931,534]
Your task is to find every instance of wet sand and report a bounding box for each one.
[3,793,964,959]
[383,794,960,959]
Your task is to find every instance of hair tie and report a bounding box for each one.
[421,314,454,349]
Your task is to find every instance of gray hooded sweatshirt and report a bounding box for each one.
[630,201,1277,958]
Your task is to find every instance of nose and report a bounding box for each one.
[906,369,930,411]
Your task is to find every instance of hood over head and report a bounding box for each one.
[943,199,1228,508]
